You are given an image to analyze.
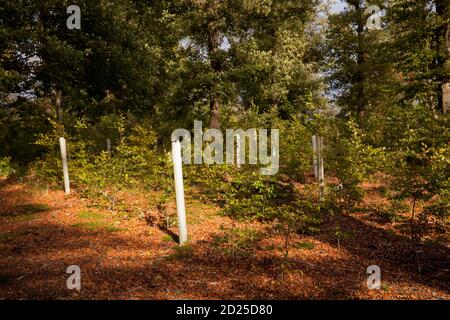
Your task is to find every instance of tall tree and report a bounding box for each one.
[325,0,396,124]
[1,0,176,119]
[435,0,449,114]
[172,0,321,128]
[230,0,323,119]
[387,0,450,115]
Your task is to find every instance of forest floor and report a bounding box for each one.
[0,177,449,300]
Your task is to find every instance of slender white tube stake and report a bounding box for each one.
[107,139,111,157]
[59,137,70,194]
[171,139,188,245]
[236,134,241,168]
[317,136,325,201]
[312,135,318,179]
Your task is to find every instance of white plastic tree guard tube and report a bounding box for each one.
[171,138,188,245]
[236,134,241,168]
[59,137,70,194]
[312,135,318,179]
[107,138,112,157]
[317,136,325,201]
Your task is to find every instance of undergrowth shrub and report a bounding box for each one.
[385,106,449,270]
[271,200,322,259]
[185,164,239,203]
[222,171,293,220]
[33,115,172,213]
[0,156,15,177]
[33,118,65,184]
[326,119,386,213]
[212,225,262,263]
[273,117,312,180]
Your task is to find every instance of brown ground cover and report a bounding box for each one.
[0,177,448,300]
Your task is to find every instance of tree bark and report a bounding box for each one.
[443,84,450,114]
[41,95,53,117]
[435,0,449,114]
[207,3,221,129]
[442,2,450,114]
[355,1,366,120]
[55,90,63,123]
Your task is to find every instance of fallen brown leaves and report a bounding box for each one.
[0,177,448,300]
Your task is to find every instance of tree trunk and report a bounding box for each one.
[442,2,450,115]
[207,3,221,129]
[55,90,63,123]
[443,83,450,114]
[435,0,449,114]
[209,93,220,129]
[42,95,53,117]
[355,1,366,120]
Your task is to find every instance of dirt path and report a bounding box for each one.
[0,178,448,299]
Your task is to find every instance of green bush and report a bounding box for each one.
[222,171,292,220]
[326,119,386,212]
[273,117,312,179]
[33,115,172,213]
[33,118,65,184]
[212,225,262,262]
[387,106,449,250]
[0,156,15,177]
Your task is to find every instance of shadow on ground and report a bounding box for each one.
[0,179,448,299]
